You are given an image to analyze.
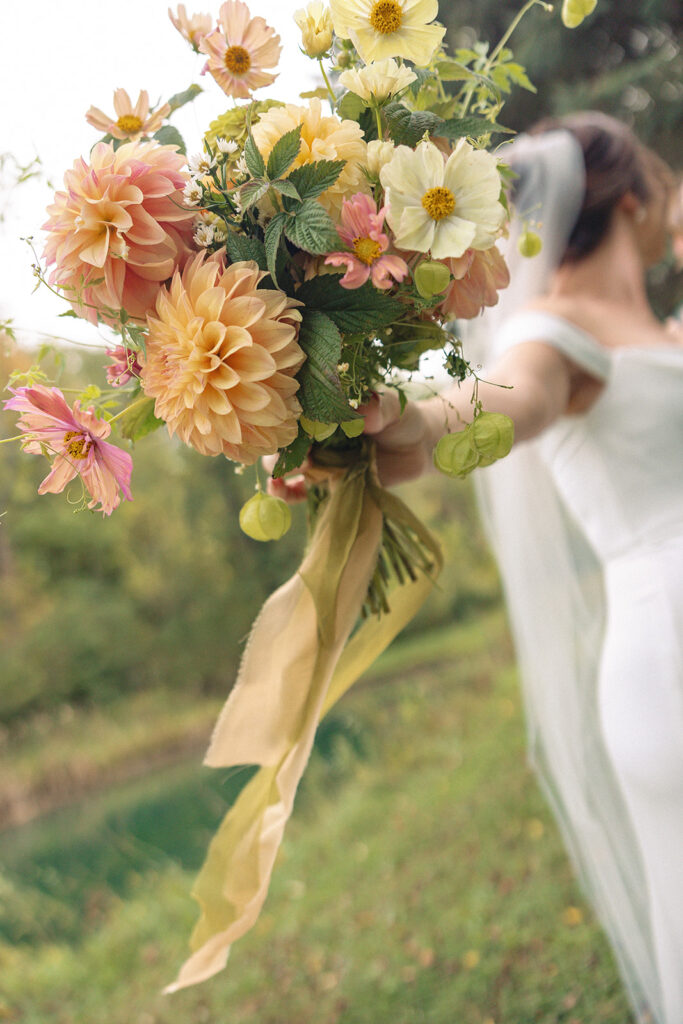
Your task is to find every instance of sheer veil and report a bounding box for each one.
[461,131,662,1021]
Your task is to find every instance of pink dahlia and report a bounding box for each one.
[4,386,133,516]
[85,89,171,141]
[199,0,281,99]
[436,245,510,319]
[325,193,408,290]
[106,346,143,387]
[141,253,304,464]
[43,140,195,326]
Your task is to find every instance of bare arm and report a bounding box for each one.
[364,341,577,487]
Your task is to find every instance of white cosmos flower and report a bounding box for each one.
[329,0,445,65]
[380,138,506,260]
[339,58,417,103]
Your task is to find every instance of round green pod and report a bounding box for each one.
[433,429,480,478]
[239,492,292,542]
[413,260,451,299]
[517,229,543,258]
[470,412,515,461]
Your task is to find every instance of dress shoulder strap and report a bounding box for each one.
[493,311,611,381]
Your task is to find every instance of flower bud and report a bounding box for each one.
[433,430,479,478]
[561,0,597,28]
[299,415,338,441]
[469,412,515,462]
[413,260,451,299]
[293,2,333,58]
[239,492,292,542]
[517,229,543,258]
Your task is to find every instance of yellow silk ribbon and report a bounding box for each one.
[166,455,442,992]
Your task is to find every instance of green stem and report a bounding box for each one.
[107,394,148,425]
[373,102,383,141]
[318,58,337,113]
[0,434,27,445]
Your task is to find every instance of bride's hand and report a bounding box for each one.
[360,391,435,487]
[262,453,310,503]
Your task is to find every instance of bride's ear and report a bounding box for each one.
[618,190,647,223]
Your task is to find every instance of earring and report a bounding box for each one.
[635,205,647,224]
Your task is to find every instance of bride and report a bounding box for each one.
[355,113,682,1024]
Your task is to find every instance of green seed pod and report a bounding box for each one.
[433,429,480,478]
[413,260,451,299]
[340,417,365,438]
[517,229,543,258]
[239,492,292,542]
[299,416,337,441]
[561,0,597,28]
[470,412,515,461]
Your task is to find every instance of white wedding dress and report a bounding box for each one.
[482,309,683,1024]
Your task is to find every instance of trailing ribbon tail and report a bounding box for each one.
[165,458,442,993]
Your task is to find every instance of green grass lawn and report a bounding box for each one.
[0,610,634,1024]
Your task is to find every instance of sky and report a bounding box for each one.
[0,0,319,349]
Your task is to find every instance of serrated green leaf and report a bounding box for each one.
[295,277,402,334]
[297,310,356,423]
[266,126,302,180]
[435,60,478,82]
[224,233,268,270]
[272,178,301,201]
[153,125,186,154]
[272,426,310,478]
[441,116,514,139]
[240,179,271,211]
[287,160,345,201]
[284,200,340,255]
[383,103,444,147]
[503,61,537,93]
[264,212,287,282]
[167,84,202,113]
[244,133,266,177]
[116,397,164,442]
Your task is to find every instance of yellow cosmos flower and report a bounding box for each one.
[329,0,445,65]
[294,1,334,58]
[380,138,505,260]
[339,57,416,102]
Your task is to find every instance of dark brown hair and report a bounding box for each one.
[529,111,667,263]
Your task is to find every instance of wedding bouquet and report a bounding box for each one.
[2,0,596,991]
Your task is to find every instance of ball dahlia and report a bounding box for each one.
[43,140,195,325]
[141,253,305,464]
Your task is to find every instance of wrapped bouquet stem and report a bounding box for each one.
[167,442,442,989]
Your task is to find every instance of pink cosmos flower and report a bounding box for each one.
[199,0,281,99]
[43,139,194,326]
[4,386,133,516]
[85,89,171,141]
[168,4,213,51]
[324,193,409,290]
[106,346,143,387]
[435,245,510,319]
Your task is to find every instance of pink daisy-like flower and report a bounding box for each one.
[4,386,133,516]
[43,139,195,326]
[106,346,143,387]
[324,193,409,290]
[168,4,213,51]
[199,0,281,100]
[435,244,510,319]
[85,89,171,142]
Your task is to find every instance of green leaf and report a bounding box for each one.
[266,126,302,180]
[167,84,202,113]
[116,397,164,442]
[271,178,301,201]
[383,103,444,147]
[441,116,514,139]
[297,310,357,423]
[435,59,479,82]
[287,160,345,201]
[224,233,268,270]
[240,179,271,211]
[244,133,266,178]
[284,200,340,255]
[58,309,79,318]
[152,126,186,154]
[272,425,311,478]
[296,277,402,334]
[336,91,367,120]
[264,212,288,282]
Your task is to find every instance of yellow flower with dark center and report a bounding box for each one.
[329,0,444,64]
